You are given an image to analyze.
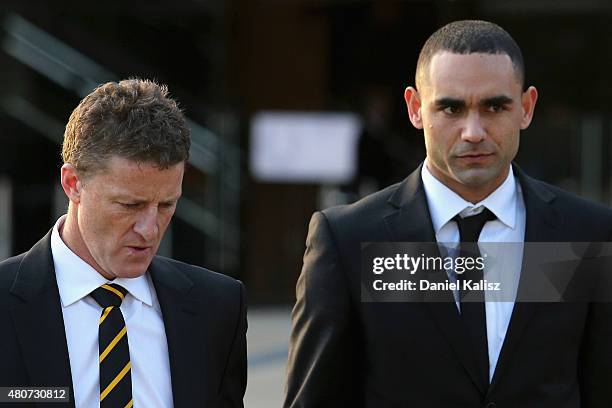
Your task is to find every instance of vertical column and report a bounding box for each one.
[0,177,13,260]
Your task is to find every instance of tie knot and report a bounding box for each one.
[90,284,128,308]
[454,208,496,243]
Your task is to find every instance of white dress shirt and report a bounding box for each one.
[51,215,174,407]
[421,160,526,381]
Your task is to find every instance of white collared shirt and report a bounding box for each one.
[421,159,526,382]
[51,215,173,407]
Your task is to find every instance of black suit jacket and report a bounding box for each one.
[284,164,612,408]
[0,230,247,408]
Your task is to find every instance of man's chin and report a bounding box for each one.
[120,270,148,279]
[112,262,152,279]
[454,167,503,188]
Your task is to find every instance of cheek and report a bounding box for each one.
[493,120,521,149]
[424,134,453,170]
[79,202,105,237]
[96,211,137,245]
[158,211,175,231]
[492,113,521,133]
[425,127,455,155]
[78,211,114,259]
[508,135,520,157]
[420,112,439,131]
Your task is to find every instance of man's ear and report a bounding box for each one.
[520,86,538,129]
[61,163,83,204]
[404,86,423,129]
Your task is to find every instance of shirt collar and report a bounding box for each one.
[51,215,153,308]
[421,159,517,234]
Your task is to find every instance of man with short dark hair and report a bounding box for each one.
[284,20,612,407]
[0,79,247,407]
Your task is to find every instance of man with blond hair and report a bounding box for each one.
[0,79,247,407]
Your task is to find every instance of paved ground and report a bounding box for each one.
[245,307,292,407]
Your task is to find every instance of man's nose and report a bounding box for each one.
[461,112,487,143]
[133,207,159,242]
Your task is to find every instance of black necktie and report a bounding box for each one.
[454,208,496,388]
[90,284,133,408]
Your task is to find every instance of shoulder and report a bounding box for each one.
[515,164,612,219]
[540,179,612,216]
[301,180,410,252]
[0,253,25,273]
[526,175,612,220]
[521,174,612,239]
[152,256,245,295]
[320,181,401,228]
[0,254,25,293]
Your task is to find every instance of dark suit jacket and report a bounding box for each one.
[0,230,247,408]
[284,164,612,408]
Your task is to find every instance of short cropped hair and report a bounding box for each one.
[62,78,190,177]
[416,20,525,89]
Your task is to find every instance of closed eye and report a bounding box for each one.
[117,202,141,209]
[159,202,177,210]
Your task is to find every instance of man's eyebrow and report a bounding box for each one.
[481,95,514,106]
[434,97,465,107]
[115,197,147,204]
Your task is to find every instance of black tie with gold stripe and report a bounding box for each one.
[90,284,133,408]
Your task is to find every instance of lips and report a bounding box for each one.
[455,152,495,165]
[456,152,494,158]
[125,246,152,256]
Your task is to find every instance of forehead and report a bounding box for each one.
[422,52,522,100]
[86,156,184,198]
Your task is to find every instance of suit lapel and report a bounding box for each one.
[149,258,211,406]
[9,232,76,407]
[383,165,438,245]
[488,164,560,393]
[383,165,488,394]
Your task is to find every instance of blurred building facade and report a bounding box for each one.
[0,0,611,303]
